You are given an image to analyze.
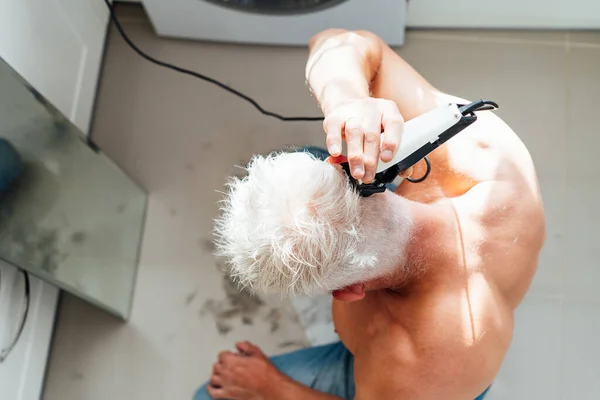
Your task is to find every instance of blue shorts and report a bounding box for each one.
[193,341,491,400]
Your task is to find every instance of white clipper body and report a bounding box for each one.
[339,99,498,197]
[376,103,462,173]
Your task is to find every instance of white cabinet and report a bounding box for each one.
[0,0,109,134]
[407,0,600,29]
[0,1,109,399]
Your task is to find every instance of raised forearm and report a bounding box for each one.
[306,29,383,115]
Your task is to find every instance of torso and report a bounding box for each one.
[332,94,545,399]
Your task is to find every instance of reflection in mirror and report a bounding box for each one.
[0,57,147,319]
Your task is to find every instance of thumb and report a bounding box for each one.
[235,341,263,357]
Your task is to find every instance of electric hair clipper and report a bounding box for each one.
[341,99,499,197]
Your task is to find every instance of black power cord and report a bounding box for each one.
[102,1,435,185]
[102,0,324,122]
[406,156,431,184]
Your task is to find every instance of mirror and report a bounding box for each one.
[0,57,147,319]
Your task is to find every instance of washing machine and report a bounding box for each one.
[142,0,407,46]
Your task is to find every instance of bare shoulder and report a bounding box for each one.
[447,105,546,304]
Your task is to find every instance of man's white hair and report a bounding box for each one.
[214,151,412,296]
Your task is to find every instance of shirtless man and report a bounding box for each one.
[195,29,545,400]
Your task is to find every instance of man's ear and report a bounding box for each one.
[332,283,366,302]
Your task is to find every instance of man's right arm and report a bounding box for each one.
[306,29,383,115]
[305,30,405,183]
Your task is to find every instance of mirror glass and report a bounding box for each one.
[0,57,147,319]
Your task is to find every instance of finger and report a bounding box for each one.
[235,341,250,355]
[218,351,233,364]
[344,117,364,180]
[212,362,224,375]
[207,385,229,399]
[209,373,223,387]
[323,115,344,156]
[362,109,382,183]
[380,101,404,162]
[235,341,258,356]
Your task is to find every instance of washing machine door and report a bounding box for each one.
[144,0,407,46]
[204,0,349,15]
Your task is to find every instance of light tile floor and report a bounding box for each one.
[43,5,600,400]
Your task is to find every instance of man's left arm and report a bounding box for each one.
[205,342,345,400]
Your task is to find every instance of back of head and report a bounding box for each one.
[214,151,412,296]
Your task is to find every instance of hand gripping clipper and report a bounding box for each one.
[340,99,499,197]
